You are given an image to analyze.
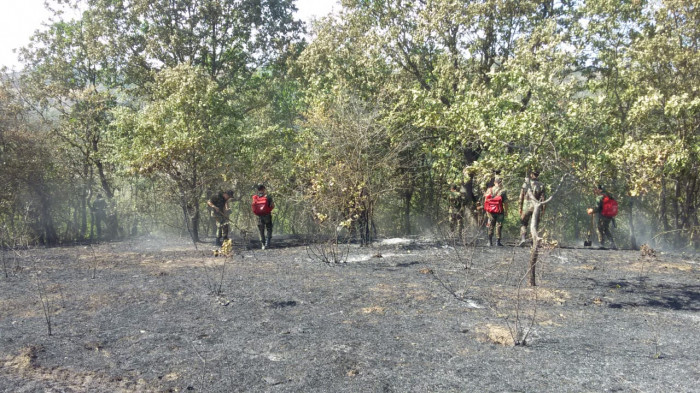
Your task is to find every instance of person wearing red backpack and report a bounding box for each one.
[252,184,275,249]
[587,185,618,250]
[484,177,508,246]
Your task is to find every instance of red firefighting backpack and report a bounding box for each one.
[601,195,618,218]
[252,194,273,216]
[484,193,504,214]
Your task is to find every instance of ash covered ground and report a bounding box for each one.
[1,235,698,392]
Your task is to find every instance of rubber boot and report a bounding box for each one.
[497,239,504,247]
[265,236,271,249]
[488,234,493,247]
[518,235,527,247]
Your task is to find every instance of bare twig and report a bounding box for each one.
[1,242,7,279]
[306,231,349,265]
[31,267,53,336]
[190,340,207,367]
[88,244,99,279]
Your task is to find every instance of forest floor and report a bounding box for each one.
[1,234,699,392]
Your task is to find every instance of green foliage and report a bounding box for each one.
[111,64,234,180]
[109,64,239,241]
[293,0,698,245]
[3,0,697,247]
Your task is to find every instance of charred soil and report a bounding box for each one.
[1,236,699,392]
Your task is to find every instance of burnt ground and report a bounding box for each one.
[1,235,699,392]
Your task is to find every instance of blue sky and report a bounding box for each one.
[0,0,337,71]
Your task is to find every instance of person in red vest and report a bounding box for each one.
[587,184,618,250]
[484,177,508,246]
[252,184,275,249]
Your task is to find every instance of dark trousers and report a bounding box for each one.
[487,212,504,239]
[215,218,229,240]
[257,214,273,244]
[520,209,540,238]
[597,215,614,246]
[95,212,106,239]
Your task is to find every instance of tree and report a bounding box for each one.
[299,0,585,233]
[66,0,303,89]
[296,92,402,244]
[19,14,120,240]
[622,0,699,247]
[15,0,305,242]
[581,0,699,247]
[0,77,61,244]
[111,64,235,244]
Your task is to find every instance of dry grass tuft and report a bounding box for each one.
[625,261,693,273]
[535,288,571,304]
[640,244,656,258]
[360,306,386,315]
[478,324,514,346]
[4,345,42,370]
[2,346,155,392]
[490,287,571,305]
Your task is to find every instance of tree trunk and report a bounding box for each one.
[88,200,95,240]
[190,203,200,244]
[684,175,697,234]
[96,160,113,198]
[83,165,91,239]
[428,170,437,223]
[36,188,58,245]
[674,180,681,246]
[628,196,638,250]
[81,194,89,240]
[106,204,119,240]
[660,176,669,232]
[178,186,200,246]
[190,157,200,244]
[691,173,700,248]
[403,190,412,235]
[71,204,79,241]
[179,200,198,244]
[528,204,542,287]
[529,244,539,287]
[461,176,479,228]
